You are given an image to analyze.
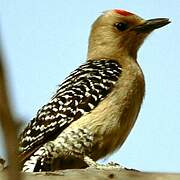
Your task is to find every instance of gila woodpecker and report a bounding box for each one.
[18,9,170,172]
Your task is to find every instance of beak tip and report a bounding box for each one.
[157,18,171,29]
[167,19,171,24]
[163,18,171,25]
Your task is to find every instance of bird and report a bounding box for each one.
[18,9,170,172]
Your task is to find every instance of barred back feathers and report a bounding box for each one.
[18,59,122,162]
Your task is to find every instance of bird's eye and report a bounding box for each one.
[114,22,128,31]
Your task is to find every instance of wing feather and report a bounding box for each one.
[18,60,122,162]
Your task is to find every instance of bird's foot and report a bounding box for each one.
[107,161,140,172]
[84,156,124,170]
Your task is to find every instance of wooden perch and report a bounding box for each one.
[1,168,180,180]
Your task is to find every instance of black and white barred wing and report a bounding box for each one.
[18,60,122,162]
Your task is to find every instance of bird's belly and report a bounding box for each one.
[93,94,143,159]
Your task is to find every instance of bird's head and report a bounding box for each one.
[88,9,170,60]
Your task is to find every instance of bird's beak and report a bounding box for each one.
[133,18,171,32]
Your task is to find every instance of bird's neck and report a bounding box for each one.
[87,44,137,66]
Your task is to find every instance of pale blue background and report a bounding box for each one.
[0,0,179,172]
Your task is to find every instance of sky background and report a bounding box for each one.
[0,0,180,172]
